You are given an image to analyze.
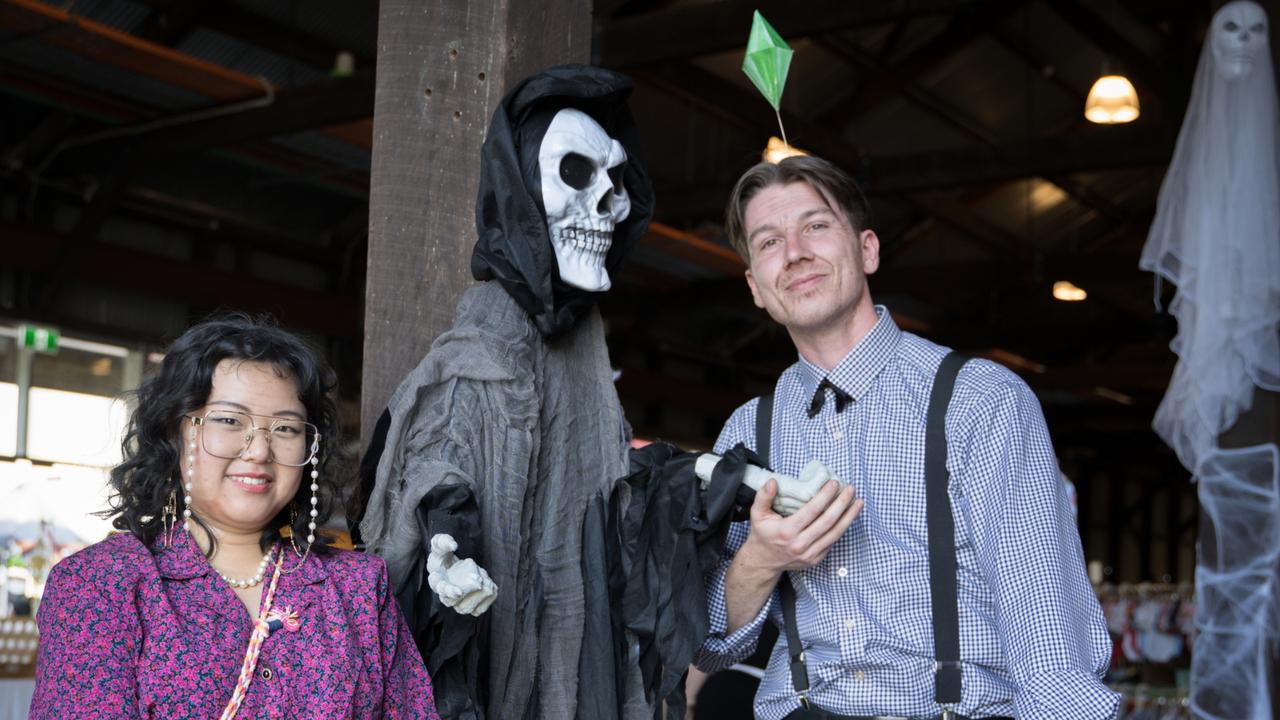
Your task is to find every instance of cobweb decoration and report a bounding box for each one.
[1191,444,1279,720]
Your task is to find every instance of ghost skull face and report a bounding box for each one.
[538,109,630,292]
[1212,1,1269,80]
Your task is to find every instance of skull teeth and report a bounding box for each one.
[557,227,612,255]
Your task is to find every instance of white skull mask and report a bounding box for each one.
[1212,1,1269,80]
[538,108,631,292]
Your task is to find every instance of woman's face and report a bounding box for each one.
[182,359,307,537]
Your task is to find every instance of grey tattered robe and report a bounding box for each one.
[358,282,639,719]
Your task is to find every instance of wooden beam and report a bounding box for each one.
[615,366,749,421]
[59,71,377,168]
[865,126,1171,193]
[872,255,1151,295]
[0,0,260,101]
[0,0,370,148]
[817,0,1023,124]
[596,0,1007,67]
[4,222,360,337]
[361,0,591,448]
[632,61,863,167]
[817,32,1132,224]
[133,0,376,70]
[133,0,214,48]
[1042,0,1162,103]
[0,59,370,197]
[642,222,744,276]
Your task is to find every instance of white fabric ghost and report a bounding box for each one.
[1139,0,1280,472]
[1140,5,1280,718]
[538,108,631,292]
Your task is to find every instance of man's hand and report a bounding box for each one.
[723,477,863,633]
[742,477,863,573]
[426,533,499,617]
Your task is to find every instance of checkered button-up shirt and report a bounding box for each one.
[695,307,1119,720]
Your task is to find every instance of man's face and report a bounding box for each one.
[743,181,879,338]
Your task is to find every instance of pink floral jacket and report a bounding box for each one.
[30,531,440,719]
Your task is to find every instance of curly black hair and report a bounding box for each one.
[104,314,342,556]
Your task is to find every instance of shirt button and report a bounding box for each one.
[844,619,855,630]
[855,670,866,681]
[836,567,849,578]
[831,430,844,440]
[260,667,273,680]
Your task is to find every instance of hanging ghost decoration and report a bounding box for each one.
[1139,4,1280,719]
[1139,0,1280,471]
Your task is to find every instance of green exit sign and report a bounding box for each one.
[18,324,59,353]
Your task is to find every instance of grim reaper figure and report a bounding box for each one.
[1138,3,1280,718]
[354,65,654,720]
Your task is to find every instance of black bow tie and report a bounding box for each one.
[808,378,853,418]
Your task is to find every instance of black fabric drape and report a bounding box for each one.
[581,442,760,719]
[400,485,485,720]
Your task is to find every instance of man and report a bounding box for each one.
[694,156,1118,720]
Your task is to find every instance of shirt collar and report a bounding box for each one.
[797,305,902,404]
[153,529,210,580]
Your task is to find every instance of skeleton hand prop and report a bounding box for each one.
[426,534,498,617]
[694,455,847,517]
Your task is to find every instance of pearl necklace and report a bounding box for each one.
[218,547,276,589]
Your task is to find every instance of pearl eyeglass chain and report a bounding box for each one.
[306,443,320,545]
[184,424,196,529]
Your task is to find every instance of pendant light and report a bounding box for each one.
[762,136,808,163]
[1084,74,1140,124]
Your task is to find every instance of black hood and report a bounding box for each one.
[471,64,654,338]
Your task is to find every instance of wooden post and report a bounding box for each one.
[362,0,591,449]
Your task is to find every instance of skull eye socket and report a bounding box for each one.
[559,153,595,190]
[608,163,626,196]
[1224,20,1239,31]
[1252,22,1265,33]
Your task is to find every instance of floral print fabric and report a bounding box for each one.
[30,531,440,719]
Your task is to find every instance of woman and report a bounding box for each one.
[29,316,440,719]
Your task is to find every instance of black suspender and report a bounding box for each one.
[759,351,969,711]
[925,351,968,707]
[756,394,814,702]
[755,391,774,471]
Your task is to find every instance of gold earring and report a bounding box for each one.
[162,490,178,548]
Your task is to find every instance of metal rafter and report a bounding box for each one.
[132,0,374,70]
[595,0,1011,67]
[816,0,1023,123]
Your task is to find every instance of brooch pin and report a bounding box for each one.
[264,606,301,635]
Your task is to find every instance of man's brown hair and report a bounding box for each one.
[724,155,872,260]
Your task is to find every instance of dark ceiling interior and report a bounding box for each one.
[3,0,1265,580]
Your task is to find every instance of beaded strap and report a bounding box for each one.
[219,547,283,720]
